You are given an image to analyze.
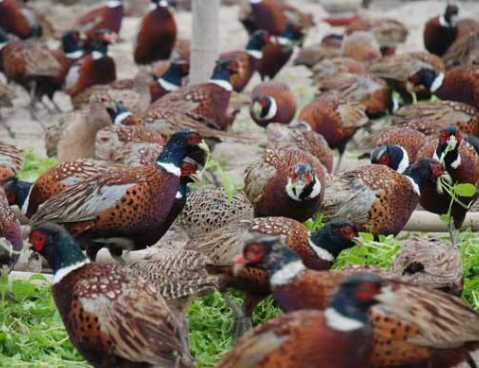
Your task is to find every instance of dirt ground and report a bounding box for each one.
[5,0,479,258]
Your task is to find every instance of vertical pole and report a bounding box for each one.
[190,0,220,85]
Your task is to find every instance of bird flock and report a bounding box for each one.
[1,0,479,367]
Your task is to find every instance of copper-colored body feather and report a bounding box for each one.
[393,100,479,137]
[64,53,117,98]
[424,14,479,57]
[361,127,427,162]
[435,65,479,111]
[217,309,373,368]
[148,83,232,130]
[76,3,123,43]
[134,4,177,64]
[321,164,419,236]
[220,50,259,92]
[317,72,391,118]
[250,82,297,127]
[298,96,368,153]
[54,263,191,368]
[25,159,122,218]
[0,142,23,185]
[185,217,335,296]
[266,123,334,173]
[267,269,479,368]
[241,0,313,35]
[244,148,326,221]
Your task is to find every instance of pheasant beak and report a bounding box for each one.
[352,236,364,246]
[436,171,453,195]
[189,171,201,183]
[198,140,210,154]
[232,254,246,276]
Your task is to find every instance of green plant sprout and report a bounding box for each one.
[18,150,58,182]
[436,139,478,245]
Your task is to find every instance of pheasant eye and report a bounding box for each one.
[355,282,381,301]
[29,230,47,252]
[379,154,389,166]
[181,162,196,176]
[186,134,201,146]
[409,74,420,84]
[244,243,264,264]
[341,225,356,239]
[431,163,445,177]
[6,192,16,205]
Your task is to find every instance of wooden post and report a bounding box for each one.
[190,0,220,85]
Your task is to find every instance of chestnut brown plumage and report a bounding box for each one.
[361,127,427,162]
[64,30,117,98]
[317,72,392,118]
[29,223,192,368]
[219,31,273,92]
[235,236,479,368]
[4,159,121,218]
[298,95,368,171]
[186,218,360,337]
[244,148,326,221]
[393,100,479,137]
[218,253,380,368]
[250,81,297,127]
[321,160,449,236]
[0,31,62,109]
[0,0,42,39]
[148,59,240,130]
[240,0,314,36]
[258,24,304,80]
[30,130,209,262]
[75,0,123,46]
[424,4,479,57]
[134,0,177,65]
[435,65,479,111]
[266,123,334,173]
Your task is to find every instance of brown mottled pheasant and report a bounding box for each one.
[298,95,368,171]
[186,217,360,338]
[266,122,334,173]
[244,148,326,221]
[235,236,479,368]
[175,188,253,239]
[30,130,209,262]
[4,159,122,218]
[29,223,192,368]
[321,159,450,236]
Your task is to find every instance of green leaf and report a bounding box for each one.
[440,214,452,224]
[454,183,478,197]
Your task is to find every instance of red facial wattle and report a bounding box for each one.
[30,230,47,252]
